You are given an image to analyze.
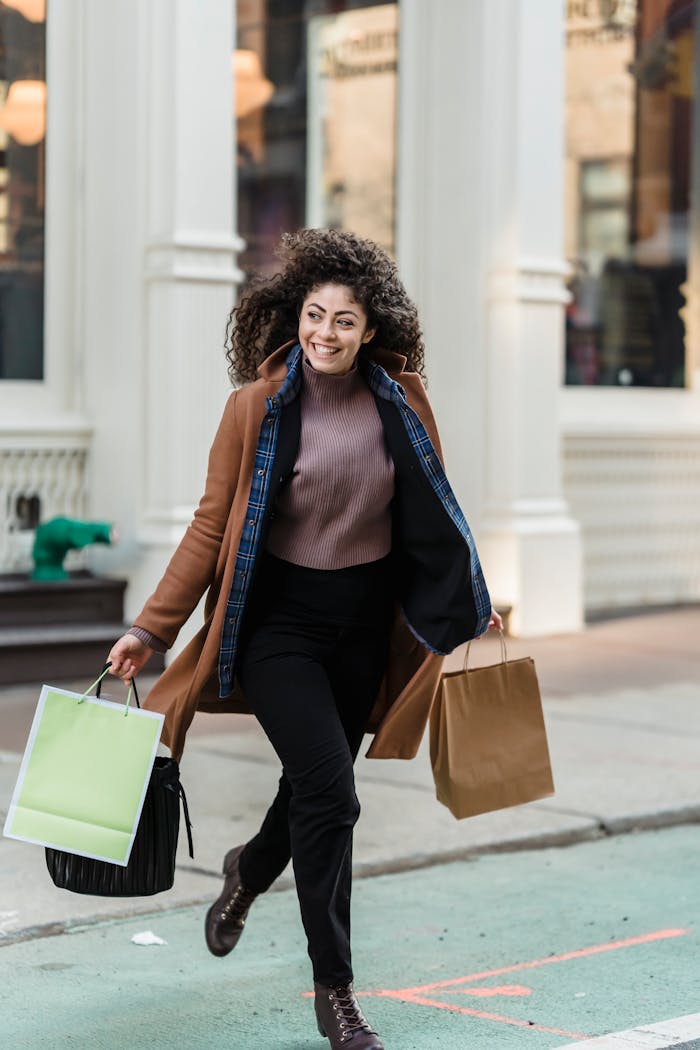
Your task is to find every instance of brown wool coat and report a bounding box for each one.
[137,342,446,763]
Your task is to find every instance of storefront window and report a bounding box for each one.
[0,0,46,381]
[565,0,693,387]
[235,0,398,278]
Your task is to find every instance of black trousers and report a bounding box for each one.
[236,552,393,986]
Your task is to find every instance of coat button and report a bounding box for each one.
[257,469,264,476]
[248,519,254,526]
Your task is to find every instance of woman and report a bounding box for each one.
[108,228,501,1050]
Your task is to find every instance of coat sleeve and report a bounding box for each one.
[132,389,243,648]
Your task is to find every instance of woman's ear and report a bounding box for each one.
[361,326,377,345]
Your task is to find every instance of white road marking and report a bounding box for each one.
[552,1013,700,1049]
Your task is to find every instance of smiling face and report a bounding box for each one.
[298,283,376,376]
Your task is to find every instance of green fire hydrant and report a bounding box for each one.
[31,517,116,582]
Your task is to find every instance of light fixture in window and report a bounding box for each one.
[1,0,46,22]
[0,79,46,145]
[233,49,274,119]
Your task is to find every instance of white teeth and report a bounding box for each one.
[313,344,339,356]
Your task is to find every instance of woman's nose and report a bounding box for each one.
[317,321,335,341]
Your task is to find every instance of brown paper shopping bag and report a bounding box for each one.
[429,632,554,819]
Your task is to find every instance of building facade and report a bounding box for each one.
[0,0,698,654]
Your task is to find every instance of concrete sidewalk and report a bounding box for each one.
[0,607,698,946]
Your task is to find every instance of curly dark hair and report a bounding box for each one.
[225,228,426,385]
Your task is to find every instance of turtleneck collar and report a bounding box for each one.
[302,354,364,404]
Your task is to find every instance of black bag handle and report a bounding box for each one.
[96,662,141,707]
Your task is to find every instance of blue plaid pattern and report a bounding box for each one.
[218,344,491,697]
[218,346,303,696]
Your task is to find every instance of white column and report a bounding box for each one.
[81,0,242,636]
[398,0,582,636]
[478,0,582,635]
[396,0,490,522]
[133,0,243,626]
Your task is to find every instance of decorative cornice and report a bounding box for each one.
[0,420,93,448]
[145,232,245,285]
[488,257,572,305]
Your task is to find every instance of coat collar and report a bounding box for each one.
[257,340,408,382]
[256,341,409,407]
[256,339,301,382]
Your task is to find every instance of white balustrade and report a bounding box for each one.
[0,440,89,572]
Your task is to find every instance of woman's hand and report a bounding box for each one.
[107,633,153,683]
[487,608,504,632]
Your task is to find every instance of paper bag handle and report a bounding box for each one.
[463,628,508,672]
[77,663,141,716]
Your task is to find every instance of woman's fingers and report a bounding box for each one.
[107,643,127,676]
[107,635,146,680]
[110,659,136,682]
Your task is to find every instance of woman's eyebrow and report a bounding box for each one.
[307,302,359,318]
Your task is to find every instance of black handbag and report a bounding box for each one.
[45,669,194,897]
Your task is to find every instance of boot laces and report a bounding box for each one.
[219,882,256,927]
[330,986,371,1037]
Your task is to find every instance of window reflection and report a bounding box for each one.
[565,0,693,388]
[0,0,46,381]
[235,0,398,279]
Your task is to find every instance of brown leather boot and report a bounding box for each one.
[204,844,258,957]
[314,982,384,1049]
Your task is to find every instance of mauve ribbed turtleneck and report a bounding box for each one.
[265,356,395,570]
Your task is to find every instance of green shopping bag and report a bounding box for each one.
[3,667,164,866]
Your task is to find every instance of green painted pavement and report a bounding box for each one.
[1,824,698,1050]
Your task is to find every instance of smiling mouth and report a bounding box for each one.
[312,343,341,356]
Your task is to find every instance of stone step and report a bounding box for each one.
[0,622,165,685]
[0,571,127,628]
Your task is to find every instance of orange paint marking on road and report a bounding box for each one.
[337,928,690,1039]
[382,995,588,1040]
[389,927,688,997]
[455,984,532,997]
